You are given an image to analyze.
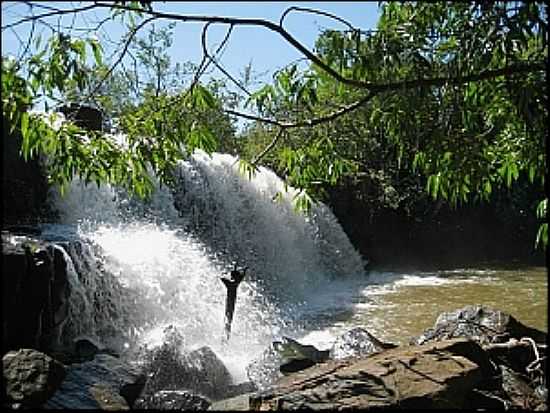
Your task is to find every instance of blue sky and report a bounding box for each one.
[2,2,381,86]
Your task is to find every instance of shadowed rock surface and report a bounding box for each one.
[3,349,66,408]
[43,354,145,409]
[250,338,490,410]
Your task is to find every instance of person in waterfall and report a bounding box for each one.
[221,263,248,341]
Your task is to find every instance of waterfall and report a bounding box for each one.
[45,149,367,382]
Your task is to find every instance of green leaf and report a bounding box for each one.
[535,223,547,249]
[89,39,103,65]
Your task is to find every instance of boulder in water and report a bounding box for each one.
[412,305,547,346]
[44,353,145,409]
[2,348,66,408]
[330,327,398,360]
[137,342,233,403]
[412,305,547,376]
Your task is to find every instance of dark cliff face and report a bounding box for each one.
[2,116,52,226]
[2,234,70,354]
[326,185,545,270]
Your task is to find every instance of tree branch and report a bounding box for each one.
[279,6,356,31]
[83,16,156,103]
[252,127,286,165]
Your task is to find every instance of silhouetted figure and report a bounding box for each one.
[221,264,248,341]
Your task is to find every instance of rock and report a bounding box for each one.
[2,114,52,225]
[134,390,211,410]
[137,342,233,403]
[2,233,71,354]
[185,346,233,399]
[58,103,103,132]
[44,354,145,409]
[208,393,253,411]
[247,337,329,390]
[3,348,66,408]
[74,336,103,361]
[250,338,492,410]
[412,305,547,346]
[500,364,547,410]
[330,327,398,360]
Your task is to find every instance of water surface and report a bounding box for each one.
[299,266,547,348]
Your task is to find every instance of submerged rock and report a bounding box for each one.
[3,348,66,408]
[250,338,492,410]
[330,327,398,360]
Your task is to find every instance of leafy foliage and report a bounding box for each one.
[240,2,547,246]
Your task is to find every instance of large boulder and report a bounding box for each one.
[44,353,145,409]
[2,233,71,354]
[412,305,547,376]
[330,327,398,360]
[3,348,66,408]
[412,305,547,346]
[250,338,493,410]
[136,337,233,406]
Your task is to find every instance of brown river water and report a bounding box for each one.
[298,265,547,348]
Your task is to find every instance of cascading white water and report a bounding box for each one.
[46,149,367,382]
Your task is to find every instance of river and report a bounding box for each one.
[297,265,547,349]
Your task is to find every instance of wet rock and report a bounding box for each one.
[250,338,492,410]
[44,353,145,409]
[412,305,547,346]
[137,342,233,404]
[74,336,103,362]
[330,327,398,360]
[247,337,329,390]
[499,364,547,410]
[224,381,257,398]
[134,389,211,410]
[2,233,71,354]
[3,348,66,408]
[208,393,253,411]
[186,346,233,399]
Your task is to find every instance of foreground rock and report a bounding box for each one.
[3,349,66,408]
[250,338,491,410]
[44,354,145,409]
[412,304,547,346]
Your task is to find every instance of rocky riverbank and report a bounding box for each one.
[2,305,546,410]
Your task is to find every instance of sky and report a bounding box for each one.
[1,2,381,86]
